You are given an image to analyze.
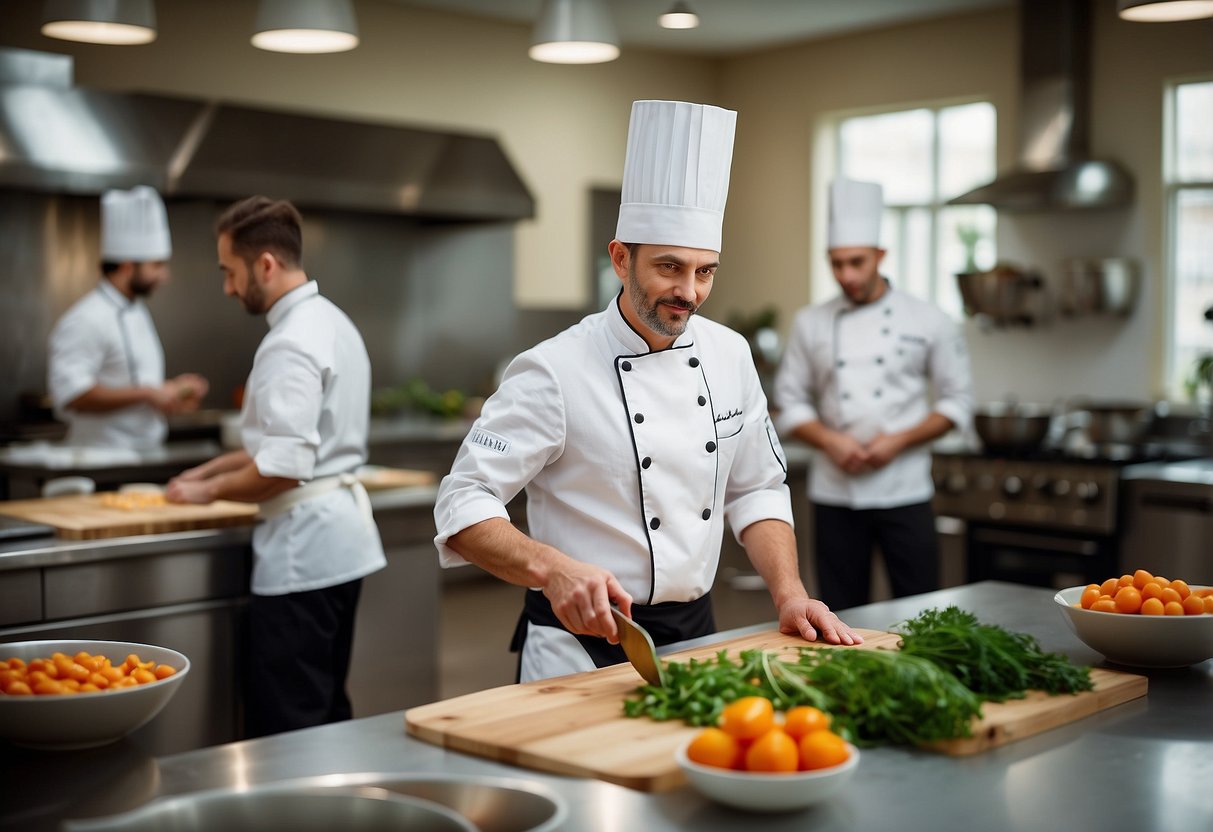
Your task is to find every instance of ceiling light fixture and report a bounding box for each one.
[252,0,359,54]
[530,0,620,64]
[659,1,700,30]
[1117,0,1213,21]
[41,0,157,45]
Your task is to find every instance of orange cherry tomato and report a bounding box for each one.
[1080,587,1101,609]
[1181,595,1205,616]
[1140,597,1165,616]
[798,730,851,771]
[686,727,742,770]
[1114,586,1143,614]
[782,706,831,740]
[744,728,799,773]
[719,696,776,741]
[1131,570,1154,590]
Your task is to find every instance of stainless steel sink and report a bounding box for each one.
[64,786,477,831]
[64,774,569,832]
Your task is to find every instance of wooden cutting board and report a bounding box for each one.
[356,467,435,492]
[0,494,259,540]
[405,628,1147,792]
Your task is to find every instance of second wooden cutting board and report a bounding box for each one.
[0,494,259,540]
[405,628,1147,792]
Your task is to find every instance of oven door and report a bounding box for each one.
[966,523,1119,589]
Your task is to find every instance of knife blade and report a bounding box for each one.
[611,608,665,687]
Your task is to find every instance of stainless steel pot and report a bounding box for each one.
[973,402,1054,453]
[1074,401,1155,445]
[1060,258,1139,316]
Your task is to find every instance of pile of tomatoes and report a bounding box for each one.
[685,696,850,773]
[0,651,178,696]
[1079,570,1213,616]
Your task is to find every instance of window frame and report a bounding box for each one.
[1162,74,1213,401]
[812,96,997,313]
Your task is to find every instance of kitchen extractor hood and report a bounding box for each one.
[948,0,1133,211]
[0,54,534,221]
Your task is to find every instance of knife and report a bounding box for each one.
[610,608,666,687]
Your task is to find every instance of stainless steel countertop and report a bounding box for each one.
[0,486,438,572]
[1122,457,1213,485]
[6,581,1209,832]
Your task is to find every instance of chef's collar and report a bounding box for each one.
[98,277,137,309]
[841,277,893,312]
[267,280,319,328]
[607,291,695,354]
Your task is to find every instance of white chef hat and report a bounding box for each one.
[101,186,172,262]
[615,100,737,253]
[828,178,884,249]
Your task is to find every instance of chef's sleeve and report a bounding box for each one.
[247,340,323,481]
[929,317,974,433]
[723,359,795,545]
[47,312,105,414]
[434,351,566,568]
[773,307,819,436]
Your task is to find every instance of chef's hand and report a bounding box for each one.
[543,559,632,644]
[864,432,908,469]
[821,430,871,474]
[172,373,210,411]
[778,597,865,646]
[165,476,214,505]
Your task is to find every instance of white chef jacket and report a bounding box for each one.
[241,281,386,596]
[47,280,167,449]
[435,295,793,677]
[774,282,972,509]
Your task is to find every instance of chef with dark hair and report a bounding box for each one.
[435,100,862,683]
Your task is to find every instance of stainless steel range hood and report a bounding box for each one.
[948,0,1133,211]
[0,51,534,221]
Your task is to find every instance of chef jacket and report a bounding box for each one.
[240,281,385,596]
[774,282,972,509]
[434,294,794,607]
[48,279,167,449]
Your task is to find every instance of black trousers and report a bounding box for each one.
[813,501,940,612]
[244,577,363,739]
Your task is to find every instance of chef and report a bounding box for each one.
[48,186,208,449]
[773,178,973,611]
[166,196,385,738]
[435,100,862,683]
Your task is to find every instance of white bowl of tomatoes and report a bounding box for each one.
[674,699,859,812]
[1054,574,1213,668]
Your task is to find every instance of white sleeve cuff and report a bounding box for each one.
[254,438,315,481]
[726,487,795,545]
[433,487,512,568]
[774,403,818,437]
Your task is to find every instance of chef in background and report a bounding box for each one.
[167,196,385,738]
[48,186,208,449]
[774,178,973,611]
[435,100,862,684]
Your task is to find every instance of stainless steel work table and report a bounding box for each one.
[5,581,1210,831]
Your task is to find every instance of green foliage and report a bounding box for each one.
[371,378,466,418]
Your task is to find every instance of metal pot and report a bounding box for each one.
[1060,258,1139,316]
[956,266,1044,323]
[1074,401,1155,445]
[973,402,1054,453]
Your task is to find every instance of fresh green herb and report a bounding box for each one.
[895,606,1093,701]
[623,645,982,746]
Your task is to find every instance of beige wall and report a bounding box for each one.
[0,0,718,310]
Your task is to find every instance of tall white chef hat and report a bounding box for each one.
[828,178,884,249]
[101,186,172,262]
[615,100,737,253]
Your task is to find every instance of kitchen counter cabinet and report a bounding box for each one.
[8,581,1209,832]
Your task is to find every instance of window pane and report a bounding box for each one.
[902,208,933,301]
[880,208,903,286]
[1170,187,1213,397]
[839,109,933,204]
[1176,81,1213,182]
[939,102,997,199]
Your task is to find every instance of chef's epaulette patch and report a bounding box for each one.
[468,427,511,455]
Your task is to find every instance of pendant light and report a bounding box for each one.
[252,0,359,54]
[1117,0,1213,21]
[659,1,700,30]
[41,0,157,45]
[530,0,620,64]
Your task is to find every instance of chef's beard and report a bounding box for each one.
[239,276,267,316]
[129,266,156,297]
[627,266,697,338]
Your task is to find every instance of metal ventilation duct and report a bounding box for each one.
[948,0,1134,211]
[0,50,534,221]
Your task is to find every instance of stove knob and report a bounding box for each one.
[1051,479,1072,498]
[1002,475,1024,498]
[945,473,967,494]
[1076,481,1102,503]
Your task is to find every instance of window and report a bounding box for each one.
[1165,78,1213,402]
[821,101,997,318]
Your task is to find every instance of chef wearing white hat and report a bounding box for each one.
[774,178,973,610]
[48,186,208,449]
[435,101,861,683]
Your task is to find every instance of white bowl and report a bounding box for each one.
[675,737,859,812]
[1054,586,1213,668]
[0,639,190,749]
